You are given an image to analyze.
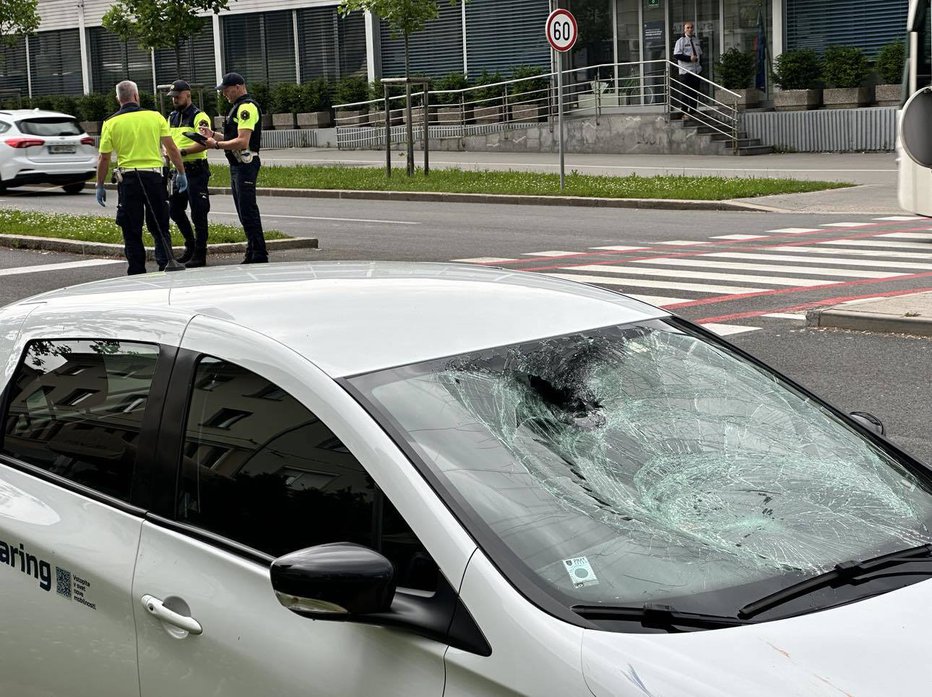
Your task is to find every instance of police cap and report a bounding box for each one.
[167,79,191,96]
[215,72,246,90]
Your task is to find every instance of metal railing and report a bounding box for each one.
[333,59,741,152]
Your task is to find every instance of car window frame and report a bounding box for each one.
[0,338,178,516]
[150,347,444,577]
[342,315,932,631]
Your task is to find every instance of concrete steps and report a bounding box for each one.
[679,116,774,156]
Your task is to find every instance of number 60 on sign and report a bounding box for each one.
[546,9,578,52]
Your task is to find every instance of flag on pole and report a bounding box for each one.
[754,6,768,91]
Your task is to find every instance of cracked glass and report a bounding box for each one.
[351,320,932,607]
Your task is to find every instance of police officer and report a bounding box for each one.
[96,80,188,275]
[199,72,268,264]
[166,79,212,267]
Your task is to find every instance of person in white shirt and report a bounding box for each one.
[672,21,703,119]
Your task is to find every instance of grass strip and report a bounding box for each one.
[208,165,850,200]
[0,209,288,245]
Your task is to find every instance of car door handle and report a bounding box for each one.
[140,594,203,636]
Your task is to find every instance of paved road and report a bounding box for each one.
[2,150,930,462]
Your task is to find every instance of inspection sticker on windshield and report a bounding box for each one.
[563,556,599,588]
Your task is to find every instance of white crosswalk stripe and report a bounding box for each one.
[0,260,123,276]
[705,251,932,271]
[544,273,769,295]
[772,245,932,260]
[632,257,902,279]
[627,294,690,306]
[701,323,761,336]
[565,263,835,287]
[818,239,932,251]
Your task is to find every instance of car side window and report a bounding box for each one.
[178,357,437,591]
[1,339,160,501]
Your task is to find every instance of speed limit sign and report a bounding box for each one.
[546,9,578,53]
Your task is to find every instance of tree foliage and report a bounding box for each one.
[338,0,462,77]
[102,0,233,74]
[0,0,39,48]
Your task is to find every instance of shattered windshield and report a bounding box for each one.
[350,321,932,610]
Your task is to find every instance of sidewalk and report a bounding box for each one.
[807,292,932,337]
[234,148,901,215]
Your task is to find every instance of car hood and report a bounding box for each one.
[582,578,932,697]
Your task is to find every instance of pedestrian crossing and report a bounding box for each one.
[452,218,932,337]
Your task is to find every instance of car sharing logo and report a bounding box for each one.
[0,535,96,609]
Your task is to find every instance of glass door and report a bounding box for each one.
[669,0,719,83]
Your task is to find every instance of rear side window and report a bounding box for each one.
[16,117,82,136]
[0,122,10,134]
[177,357,437,590]
[1,339,160,500]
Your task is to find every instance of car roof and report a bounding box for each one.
[14,262,669,377]
[0,109,77,121]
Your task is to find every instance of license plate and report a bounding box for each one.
[49,144,76,154]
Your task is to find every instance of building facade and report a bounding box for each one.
[0,0,908,98]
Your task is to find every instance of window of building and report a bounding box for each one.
[466,0,550,79]
[1,340,160,501]
[297,7,367,81]
[154,18,217,94]
[222,11,296,86]
[381,2,464,78]
[28,29,83,96]
[786,0,908,57]
[88,27,155,94]
[0,37,28,103]
[177,357,436,590]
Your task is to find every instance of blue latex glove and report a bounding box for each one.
[175,173,188,193]
[95,184,106,207]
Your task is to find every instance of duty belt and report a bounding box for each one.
[117,167,162,173]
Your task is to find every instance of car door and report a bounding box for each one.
[132,320,468,697]
[0,337,169,697]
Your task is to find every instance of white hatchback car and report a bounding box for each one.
[1,262,931,697]
[0,109,97,193]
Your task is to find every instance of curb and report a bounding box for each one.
[806,308,932,337]
[0,233,318,259]
[101,183,772,212]
[221,186,774,212]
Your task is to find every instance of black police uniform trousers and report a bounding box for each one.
[230,157,268,262]
[118,170,173,275]
[170,160,211,250]
[678,72,702,115]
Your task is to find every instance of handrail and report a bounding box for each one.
[333,58,741,153]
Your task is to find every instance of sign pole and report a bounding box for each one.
[557,49,565,191]
[546,8,577,194]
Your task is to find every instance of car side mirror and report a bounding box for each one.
[270,542,396,617]
[850,411,885,437]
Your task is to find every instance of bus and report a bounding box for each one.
[899,0,932,216]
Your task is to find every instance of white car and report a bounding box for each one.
[0,109,97,193]
[1,262,930,697]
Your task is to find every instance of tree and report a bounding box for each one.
[0,0,39,48]
[338,0,462,177]
[101,5,136,79]
[338,0,461,80]
[101,0,233,76]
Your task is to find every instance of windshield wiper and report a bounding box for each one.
[738,543,932,620]
[573,603,748,630]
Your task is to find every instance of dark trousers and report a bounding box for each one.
[230,158,267,262]
[678,72,702,115]
[117,170,173,275]
[170,162,211,249]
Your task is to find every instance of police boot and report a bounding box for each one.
[185,246,207,268]
[177,240,196,264]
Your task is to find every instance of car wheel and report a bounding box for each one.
[62,181,86,194]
